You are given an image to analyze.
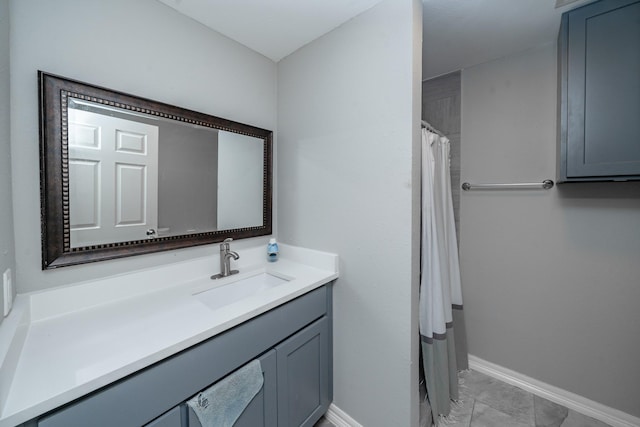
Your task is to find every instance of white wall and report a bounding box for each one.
[461,43,640,417]
[0,0,15,322]
[277,0,422,425]
[10,0,277,292]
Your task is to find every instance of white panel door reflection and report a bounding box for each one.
[68,109,159,247]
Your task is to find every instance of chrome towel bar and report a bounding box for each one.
[462,179,554,191]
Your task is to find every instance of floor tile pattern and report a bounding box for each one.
[317,370,614,427]
[437,370,614,427]
[314,417,335,427]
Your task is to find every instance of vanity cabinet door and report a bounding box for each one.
[276,317,330,427]
[188,350,278,427]
[558,0,640,181]
[143,406,183,427]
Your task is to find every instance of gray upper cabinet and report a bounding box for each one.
[558,0,640,182]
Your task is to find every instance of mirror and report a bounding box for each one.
[39,71,272,269]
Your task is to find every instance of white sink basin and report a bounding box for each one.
[193,272,290,311]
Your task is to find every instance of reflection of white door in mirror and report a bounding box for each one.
[68,109,159,247]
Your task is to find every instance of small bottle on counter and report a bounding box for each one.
[267,238,279,262]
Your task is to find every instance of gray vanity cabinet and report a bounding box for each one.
[276,317,330,427]
[144,407,183,427]
[557,0,640,182]
[145,349,278,427]
[186,349,278,427]
[31,285,332,427]
[187,317,331,427]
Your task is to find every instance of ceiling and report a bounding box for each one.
[422,0,594,79]
[156,0,594,77]
[156,0,386,62]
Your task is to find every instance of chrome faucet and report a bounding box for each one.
[211,238,240,280]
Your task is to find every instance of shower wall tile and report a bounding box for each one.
[448,133,461,163]
[423,71,461,241]
[422,72,461,135]
[425,97,460,134]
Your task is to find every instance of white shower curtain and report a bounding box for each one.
[420,128,467,423]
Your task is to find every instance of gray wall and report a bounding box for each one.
[9,0,277,292]
[460,43,640,417]
[157,123,218,235]
[277,1,422,425]
[0,0,15,322]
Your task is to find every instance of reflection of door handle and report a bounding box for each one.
[146,229,157,238]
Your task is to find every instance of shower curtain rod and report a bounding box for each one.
[421,119,445,137]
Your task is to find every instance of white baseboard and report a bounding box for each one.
[468,355,640,427]
[324,403,363,427]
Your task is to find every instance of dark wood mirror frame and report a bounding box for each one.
[39,71,273,269]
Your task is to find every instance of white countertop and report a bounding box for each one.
[0,243,338,427]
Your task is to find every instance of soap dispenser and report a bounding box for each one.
[267,238,279,262]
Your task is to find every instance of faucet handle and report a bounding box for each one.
[220,237,233,251]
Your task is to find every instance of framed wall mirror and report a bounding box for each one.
[39,71,272,269]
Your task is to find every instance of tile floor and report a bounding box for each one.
[315,369,616,427]
[314,417,335,427]
[428,370,614,427]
